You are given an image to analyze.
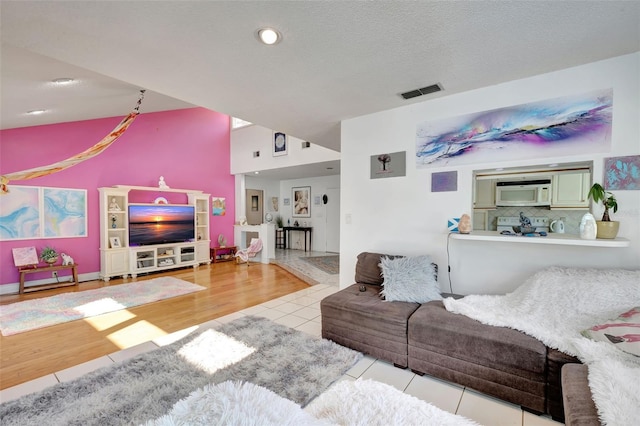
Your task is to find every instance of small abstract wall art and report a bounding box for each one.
[416,89,613,168]
[370,151,406,179]
[212,197,226,216]
[43,188,87,238]
[604,155,640,190]
[431,171,458,192]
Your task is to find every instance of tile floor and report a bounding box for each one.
[0,250,562,425]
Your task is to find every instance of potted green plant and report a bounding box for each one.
[275,214,284,229]
[587,183,619,239]
[40,246,59,265]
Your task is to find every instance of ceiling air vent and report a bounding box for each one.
[400,83,443,100]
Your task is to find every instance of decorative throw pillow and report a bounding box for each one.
[379,255,441,303]
[581,307,640,357]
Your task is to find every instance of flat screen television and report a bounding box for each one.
[128,204,195,246]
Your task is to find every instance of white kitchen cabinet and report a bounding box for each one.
[474,179,496,209]
[551,172,590,209]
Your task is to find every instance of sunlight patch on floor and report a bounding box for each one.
[178,329,255,374]
[106,320,167,349]
[84,309,137,331]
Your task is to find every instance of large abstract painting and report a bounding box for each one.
[0,186,87,240]
[416,89,613,168]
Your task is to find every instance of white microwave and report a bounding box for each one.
[495,179,551,207]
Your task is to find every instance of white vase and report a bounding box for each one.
[579,213,597,240]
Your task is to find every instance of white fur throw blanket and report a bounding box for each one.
[443,266,640,426]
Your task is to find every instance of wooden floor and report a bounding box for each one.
[0,262,310,390]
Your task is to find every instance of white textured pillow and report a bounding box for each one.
[379,255,441,303]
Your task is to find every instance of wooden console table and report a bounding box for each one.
[19,264,79,294]
[283,226,313,252]
[210,246,237,263]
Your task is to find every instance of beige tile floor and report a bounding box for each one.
[0,250,562,425]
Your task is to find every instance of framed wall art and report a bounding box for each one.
[273,132,288,156]
[292,186,311,218]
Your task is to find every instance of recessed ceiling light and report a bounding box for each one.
[51,78,76,85]
[254,171,260,174]
[256,28,281,45]
[26,109,46,115]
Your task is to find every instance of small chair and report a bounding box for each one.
[235,238,263,265]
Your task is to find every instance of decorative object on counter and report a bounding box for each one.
[218,233,227,247]
[158,176,170,189]
[294,220,299,227]
[513,212,536,234]
[265,213,273,223]
[550,217,565,233]
[587,182,619,239]
[579,213,598,240]
[61,253,74,266]
[40,246,59,265]
[238,216,248,226]
[458,214,471,234]
[447,217,460,232]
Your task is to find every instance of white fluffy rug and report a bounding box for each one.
[444,266,640,426]
[143,381,330,426]
[306,379,481,426]
[146,379,481,426]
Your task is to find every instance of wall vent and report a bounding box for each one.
[400,83,443,100]
[253,151,260,158]
[302,141,311,149]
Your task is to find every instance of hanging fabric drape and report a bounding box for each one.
[1,90,145,194]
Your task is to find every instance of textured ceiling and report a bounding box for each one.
[2,1,639,156]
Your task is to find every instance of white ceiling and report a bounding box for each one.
[2,1,639,179]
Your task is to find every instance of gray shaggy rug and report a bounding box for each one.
[0,316,361,426]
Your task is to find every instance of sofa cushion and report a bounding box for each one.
[581,306,640,357]
[321,283,420,367]
[380,255,441,303]
[408,300,547,413]
[355,252,400,286]
[561,364,600,426]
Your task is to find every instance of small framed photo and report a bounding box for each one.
[109,237,122,248]
[283,198,290,206]
[12,247,39,267]
[273,132,288,156]
[292,186,311,218]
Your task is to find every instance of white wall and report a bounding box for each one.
[231,124,340,175]
[341,53,640,294]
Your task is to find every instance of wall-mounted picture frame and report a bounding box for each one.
[273,132,288,156]
[283,198,290,206]
[292,186,311,218]
[109,237,121,248]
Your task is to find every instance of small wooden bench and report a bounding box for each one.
[210,246,237,263]
[19,264,79,294]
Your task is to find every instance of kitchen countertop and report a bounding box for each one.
[450,231,630,247]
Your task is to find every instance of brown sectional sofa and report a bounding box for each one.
[321,252,599,423]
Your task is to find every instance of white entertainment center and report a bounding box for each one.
[98,185,211,281]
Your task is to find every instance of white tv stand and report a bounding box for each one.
[98,185,211,281]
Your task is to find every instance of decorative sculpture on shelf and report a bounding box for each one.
[61,253,74,266]
[158,176,170,189]
[109,198,121,211]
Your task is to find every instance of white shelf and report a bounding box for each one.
[113,185,203,194]
[450,231,630,247]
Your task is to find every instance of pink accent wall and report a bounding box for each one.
[0,107,234,288]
